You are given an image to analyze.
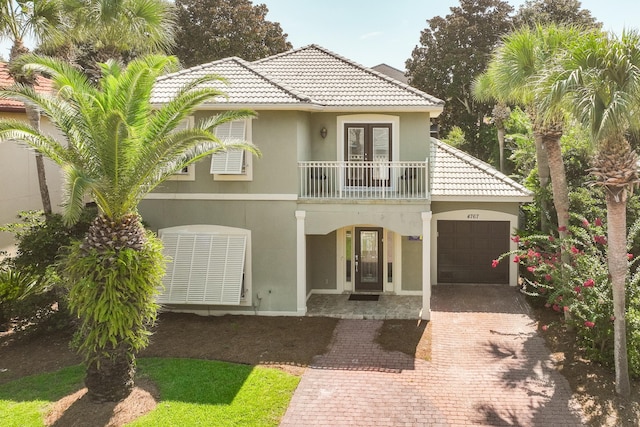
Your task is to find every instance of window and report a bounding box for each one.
[157,225,250,306]
[167,116,196,181]
[210,119,253,181]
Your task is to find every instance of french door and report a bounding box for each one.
[354,227,383,292]
[345,123,391,187]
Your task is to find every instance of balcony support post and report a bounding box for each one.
[421,211,432,320]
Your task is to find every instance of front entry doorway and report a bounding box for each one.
[354,227,383,292]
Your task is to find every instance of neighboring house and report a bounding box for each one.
[141,45,533,319]
[373,63,439,138]
[372,63,408,85]
[0,63,63,255]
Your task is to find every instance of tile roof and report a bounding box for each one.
[152,45,443,111]
[253,45,443,108]
[371,63,408,84]
[0,62,53,111]
[431,139,533,200]
[152,57,311,105]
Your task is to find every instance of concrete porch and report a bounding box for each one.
[305,294,423,319]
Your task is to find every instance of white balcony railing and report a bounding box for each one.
[299,161,429,200]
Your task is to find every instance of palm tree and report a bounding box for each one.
[473,74,511,172]
[43,0,176,81]
[543,29,640,397]
[0,54,258,401]
[490,102,511,172]
[0,0,63,214]
[474,25,579,238]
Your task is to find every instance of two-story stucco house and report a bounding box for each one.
[140,45,532,320]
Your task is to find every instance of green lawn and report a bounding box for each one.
[0,358,299,427]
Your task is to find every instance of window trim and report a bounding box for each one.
[167,116,196,181]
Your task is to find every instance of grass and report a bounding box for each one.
[0,365,84,427]
[0,358,299,427]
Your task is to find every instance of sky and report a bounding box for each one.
[259,0,640,70]
[0,0,639,70]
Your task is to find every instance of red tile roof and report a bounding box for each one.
[0,62,53,112]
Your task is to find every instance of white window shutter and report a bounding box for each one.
[158,232,247,305]
[210,120,247,174]
[210,149,245,174]
[215,120,246,141]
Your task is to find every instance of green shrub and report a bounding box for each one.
[495,214,640,377]
[0,267,60,331]
[0,208,95,331]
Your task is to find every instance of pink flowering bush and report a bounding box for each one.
[493,214,640,377]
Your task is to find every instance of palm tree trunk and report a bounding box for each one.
[606,189,631,396]
[85,345,135,402]
[497,126,505,172]
[543,136,570,239]
[24,106,52,214]
[534,131,551,234]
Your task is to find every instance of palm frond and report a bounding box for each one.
[0,53,257,222]
[61,164,96,225]
[131,138,259,206]
[0,119,69,164]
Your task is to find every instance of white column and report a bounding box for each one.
[295,210,307,315]
[421,211,432,320]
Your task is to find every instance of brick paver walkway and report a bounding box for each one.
[280,286,585,426]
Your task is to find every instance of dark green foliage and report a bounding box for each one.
[514,0,602,29]
[37,0,176,82]
[406,0,514,162]
[174,0,292,67]
[0,209,96,331]
[1,209,95,276]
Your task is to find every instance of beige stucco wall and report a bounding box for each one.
[398,113,432,160]
[305,112,432,162]
[307,232,337,293]
[154,110,304,195]
[431,201,520,217]
[401,236,423,291]
[139,198,299,313]
[0,114,64,255]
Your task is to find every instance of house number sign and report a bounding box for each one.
[467,214,480,219]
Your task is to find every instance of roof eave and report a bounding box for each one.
[150,102,444,114]
[304,105,444,114]
[0,105,26,112]
[150,102,325,111]
[431,195,534,203]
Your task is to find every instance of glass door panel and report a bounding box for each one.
[354,227,383,292]
[372,127,390,181]
[347,127,365,186]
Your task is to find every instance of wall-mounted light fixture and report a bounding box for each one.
[320,126,327,139]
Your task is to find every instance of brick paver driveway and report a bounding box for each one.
[280,285,585,426]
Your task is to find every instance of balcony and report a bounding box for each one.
[299,161,429,201]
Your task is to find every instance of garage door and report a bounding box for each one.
[437,220,509,284]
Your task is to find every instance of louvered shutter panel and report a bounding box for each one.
[210,120,246,174]
[158,232,247,305]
